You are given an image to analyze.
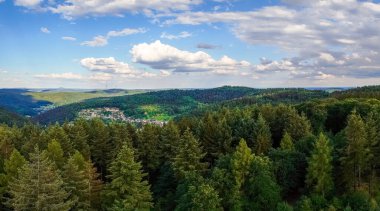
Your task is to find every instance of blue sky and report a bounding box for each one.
[1,0,380,89]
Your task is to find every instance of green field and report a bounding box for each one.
[27,90,146,106]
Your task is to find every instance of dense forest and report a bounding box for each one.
[0,86,380,210]
[33,86,330,124]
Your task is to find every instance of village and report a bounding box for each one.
[78,107,167,127]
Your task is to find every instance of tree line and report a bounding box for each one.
[0,101,379,210]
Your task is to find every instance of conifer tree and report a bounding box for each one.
[45,124,74,156]
[201,114,233,163]
[306,133,333,197]
[83,157,103,210]
[7,146,72,210]
[88,118,112,178]
[341,110,369,190]
[364,112,380,196]
[63,152,88,210]
[103,143,153,210]
[45,139,65,169]
[160,121,181,161]
[136,124,162,173]
[176,179,222,211]
[253,114,272,155]
[280,132,294,151]
[172,129,208,179]
[0,149,26,204]
[68,120,91,159]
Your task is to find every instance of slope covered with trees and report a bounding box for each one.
[0,92,379,210]
[33,86,329,124]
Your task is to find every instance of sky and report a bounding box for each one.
[1,0,380,89]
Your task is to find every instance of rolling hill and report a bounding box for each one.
[33,86,330,124]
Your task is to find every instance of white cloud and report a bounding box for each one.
[14,0,42,7]
[81,36,108,47]
[49,0,202,20]
[80,57,135,74]
[131,40,250,74]
[161,0,380,79]
[160,31,192,40]
[40,27,51,34]
[81,28,146,47]
[35,72,83,80]
[62,36,76,41]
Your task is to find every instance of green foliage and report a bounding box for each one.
[306,133,334,197]
[280,132,294,151]
[341,111,369,191]
[103,143,153,210]
[7,146,72,210]
[173,129,207,179]
[253,113,272,155]
[45,139,65,169]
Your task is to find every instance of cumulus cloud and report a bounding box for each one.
[160,31,192,40]
[161,0,380,79]
[40,27,50,34]
[62,36,76,41]
[80,57,168,79]
[80,57,135,74]
[81,28,146,47]
[130,40,251,74]
[35,72,83,79]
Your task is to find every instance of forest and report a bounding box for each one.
[0,86,380,210]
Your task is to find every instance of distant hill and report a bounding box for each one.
[33,86,330,124]
[331,85,380,99]
[0,89,52,116]
[0,106,26,125]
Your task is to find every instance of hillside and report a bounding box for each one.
[0,106,26,125]
[33,86,330,124]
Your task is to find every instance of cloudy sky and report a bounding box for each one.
[1,0,380,89]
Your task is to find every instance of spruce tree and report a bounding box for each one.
[306,133,333,197]
[68,120,91,159]
[253,114,272,155]
[341,110,369,190]
[83,157,103,210]
[7,146,72,210]
[45,124,74,156]
[45,139,65,169]
[280,132,294,151]
[103,143,153,210]
[160,121,181,161]
[136,124,162,174]
[172,129,208,179]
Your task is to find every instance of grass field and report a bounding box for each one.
[27,90,147,106]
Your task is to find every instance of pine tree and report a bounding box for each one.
[160,121,181,161]
[136,124,162,174]
[45,124,74,156]
[83,158,103,210]
[306,133,333,197]
[63,152,88,210]
[200,114,233,163]
[7,146,72,210]
[231,139,254,188]
[45,139,65,169]
[172,129,208,180]
[0,149,26,204]
[364,112,380,196]
[176,179,222,211]
[88,118,112,179]
[103,143,153,210]
[68,120,91,159]
[280,132,294,151]
[341,110,369,191]
[253,114,272,155]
